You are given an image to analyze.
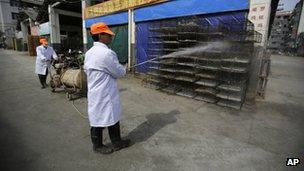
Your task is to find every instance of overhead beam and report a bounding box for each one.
[54,9,82,18]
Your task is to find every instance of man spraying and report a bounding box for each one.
[84,22,131,154]
[35,38,58,89]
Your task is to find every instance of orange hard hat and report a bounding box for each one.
[39,38,48,45]
[90,22,115,36]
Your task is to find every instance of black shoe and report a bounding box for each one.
[113,139,131,151]
[108,122,131,151]
[93,145,113,154]
[41,86,46,89]
[90,127,113,154]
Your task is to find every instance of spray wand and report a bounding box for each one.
[126,42,228,70]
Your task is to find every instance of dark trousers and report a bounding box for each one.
[90,122,121,147]
[38,69,48,87]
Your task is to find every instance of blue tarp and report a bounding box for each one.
[85,0,248,27]
[85,12,128,28]
[135,0,248,23]
[136,23,149,73]
[135,11,248,73]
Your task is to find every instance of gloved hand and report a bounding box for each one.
[46,60,51,66]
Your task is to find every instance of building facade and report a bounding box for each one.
[285,0,304,56]
[0,0,20,48]
[290,0,303,39]
[268,11,292,53]
[294,0,304,56]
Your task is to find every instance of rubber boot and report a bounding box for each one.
[38,74,46,89]
[43,69,48,87]
[90,127,113,154]
[108,122,131,151]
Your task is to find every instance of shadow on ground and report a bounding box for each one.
[126,110,180,143]
[0,115,39,170]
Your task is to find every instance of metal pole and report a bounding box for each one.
[82,0,88,52]
[128,9,132,70]
[131,9,136,72]
[128,9,135,71]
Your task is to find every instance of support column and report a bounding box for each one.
[128,9,135,71]
[82,0,88,52]
[20,21,28,51]
[0,2,5,35]
[297,0,304,35]
[48,5,61,50]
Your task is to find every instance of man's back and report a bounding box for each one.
[84,42,126,127]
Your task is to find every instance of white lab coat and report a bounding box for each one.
[35,45,58,75]
[84,42,126,127]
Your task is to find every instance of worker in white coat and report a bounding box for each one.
[84,22,131,154]
[35,38,58,89]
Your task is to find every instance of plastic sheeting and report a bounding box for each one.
[109,25,128,63]
[135,11,248,73]
[87,25,128,63]
[135,0,248,23]
[85,12,128,28]
[135,23,149,73]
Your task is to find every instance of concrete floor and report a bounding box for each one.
[0,50,303,171]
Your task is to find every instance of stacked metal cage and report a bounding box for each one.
[144,17,261,109]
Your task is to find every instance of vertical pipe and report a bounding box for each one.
[128,9,136,71]
[128,9,132,70]
[82,0,88,52]
[131,9,135,44]
[131,9,136,73]
[131,9,135,64]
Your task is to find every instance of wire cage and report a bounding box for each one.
[144,15,256,109]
